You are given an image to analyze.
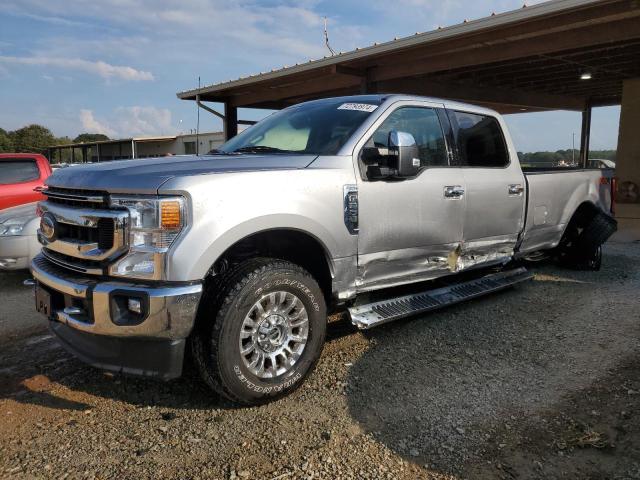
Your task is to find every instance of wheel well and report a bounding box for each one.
[212,229,333,302]
[568,202,600,230]
[559,202,601,247]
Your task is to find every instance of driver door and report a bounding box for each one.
[354,101,465,292]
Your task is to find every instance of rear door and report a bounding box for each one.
[354,101,465,291]
[447,110,526,266]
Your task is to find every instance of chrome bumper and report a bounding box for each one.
[30,254,203,339]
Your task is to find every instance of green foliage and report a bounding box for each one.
[518,149,616,168]
[73,133,110,143]
[0,126,109,162]
[8,124,56,153]
[0,129,13,153]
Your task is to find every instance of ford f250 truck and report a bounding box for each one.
[31,95,617,405]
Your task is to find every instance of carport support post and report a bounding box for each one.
[223,101,238,141]
[580,102,592,168]
[616,78,640,198]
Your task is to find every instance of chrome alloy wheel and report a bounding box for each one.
[239,291,309,379]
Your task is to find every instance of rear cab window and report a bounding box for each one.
[0,159,40,184]
[448,111,509,168]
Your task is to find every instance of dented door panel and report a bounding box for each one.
[452,110,526,268]
[460,166,526,266]
[356,169,465,291]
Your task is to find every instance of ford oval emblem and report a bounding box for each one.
[40,213,57,242]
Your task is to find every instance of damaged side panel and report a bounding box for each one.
[356,238,514,292]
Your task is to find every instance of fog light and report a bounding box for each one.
[128,298,142,314]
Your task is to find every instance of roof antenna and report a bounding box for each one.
[323,17,336,56]
[196,75,200,155]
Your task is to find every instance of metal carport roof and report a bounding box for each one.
[177,0,640,114]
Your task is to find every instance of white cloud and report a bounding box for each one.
[3,1,331,62]
[0,55,154,81]
[79,107,173,138]
[79,109,117,137]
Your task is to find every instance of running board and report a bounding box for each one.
[348,267,534,330]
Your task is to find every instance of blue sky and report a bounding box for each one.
[0,0,620,152]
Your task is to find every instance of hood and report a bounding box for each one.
[46,154,317,194]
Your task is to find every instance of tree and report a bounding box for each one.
[0,128,13,153]
[73,133,110,143]
[9,124,56,153]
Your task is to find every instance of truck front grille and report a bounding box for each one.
[38,190,129,276]
[54,218,115,250]
[41,249,105,275]
[44,186,109,209]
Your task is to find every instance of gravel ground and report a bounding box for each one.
[0,269,43,340]
[1,242,639,479]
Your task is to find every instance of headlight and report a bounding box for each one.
[109,196,186,279]
[0,215,33,237]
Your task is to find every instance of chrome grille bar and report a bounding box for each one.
[38,201,129,263]
[43,189,106,204]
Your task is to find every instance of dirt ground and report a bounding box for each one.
[1,243,639,479]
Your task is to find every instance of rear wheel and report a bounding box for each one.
[557,210,615,271]
[575,245,602,271]
[191,258,326,405]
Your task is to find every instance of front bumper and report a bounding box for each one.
[30,254,203,379]
[0,235,32,270]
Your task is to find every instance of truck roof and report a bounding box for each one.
[297,94,500,117]
[0,153,48,160]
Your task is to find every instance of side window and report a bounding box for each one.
[449,111,509,167]
[367,107,449,168]
[0,160,40,185]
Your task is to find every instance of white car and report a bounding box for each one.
[0,202,41,270]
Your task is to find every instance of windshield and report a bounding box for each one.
[218,98,382,156]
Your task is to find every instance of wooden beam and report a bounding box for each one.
[376,77,587,111]
[228,74,361,107]
[371,15,640,83]
[334,65,366,77]
[199,66,339,103]
[368,2,640,68]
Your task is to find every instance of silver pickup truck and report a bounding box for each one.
[31,94,616,404]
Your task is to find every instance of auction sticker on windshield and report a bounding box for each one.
[337,103,378,112]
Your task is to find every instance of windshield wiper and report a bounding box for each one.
[232,145,294,154]
[206,148,232,155]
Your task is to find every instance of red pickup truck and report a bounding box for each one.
[0,154,52,210]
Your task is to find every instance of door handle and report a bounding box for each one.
[444,185,464,199]
[508,184,524,196]
[33,186,45,193]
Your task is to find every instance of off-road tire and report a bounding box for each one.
[190,258,327,405]
[558,211,615,270]
[573,212,616,255]
[577,245,602,271]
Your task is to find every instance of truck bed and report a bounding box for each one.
[519,168,614,253]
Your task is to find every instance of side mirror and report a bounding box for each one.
[389,131,420,177]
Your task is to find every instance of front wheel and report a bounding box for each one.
[191,258,327,405]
